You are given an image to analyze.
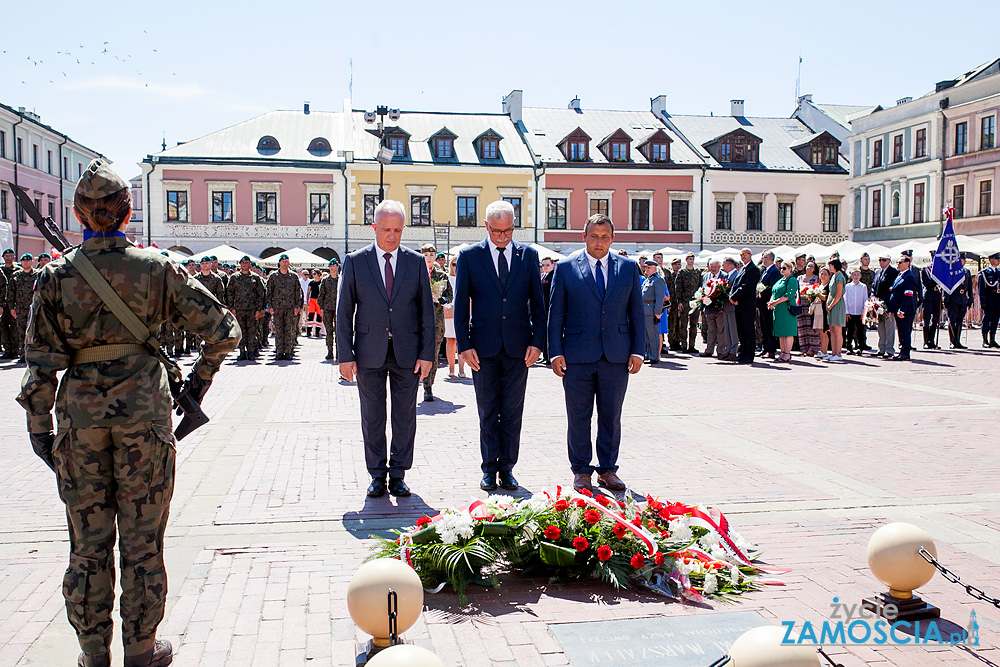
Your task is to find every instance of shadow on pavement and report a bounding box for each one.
[342,493,440,539]
[417,398,464,415]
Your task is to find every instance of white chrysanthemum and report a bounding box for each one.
[677,560,695,576]
[698,535,717,551]
[729,566,741,584]
[703,573,719,595]
[709,545,729,562]
[668,519,693,544]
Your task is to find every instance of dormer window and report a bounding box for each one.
[481,139,497,158]
[793,131,842,169]
[370,126,410,159]
[558,127,592,162]
[650,144,668,162]
[569,142,587,160]
[307,137,331,156]
[474,129,503,161]
[638,129,672,163]
[436,138,453,158]
[598,129,633,162]
[810,145,837,166]
[610,142,628,160]
[709,129,762,165]
[389,136,407,156]
[429,128,457,161]
[257,135,280,155]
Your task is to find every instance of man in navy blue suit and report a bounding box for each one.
[728,248,761,364]
[454,201,546,492]
[757,251,780,359]
[337,200,435,499]
[548,214,644,493]
[887,254,918,361]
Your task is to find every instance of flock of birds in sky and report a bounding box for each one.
[4,33,175,86]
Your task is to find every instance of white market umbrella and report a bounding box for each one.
[529,243,566,261]
[768,244,797,261]
[261,247,328,268]
[841,243,889,264]
[199,244,264,265]
[825,240,865,257]
[446,242,474,257]
[652,245,684,256]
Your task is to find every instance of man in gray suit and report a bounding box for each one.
[337,200,435,498]
[719,256,739,360]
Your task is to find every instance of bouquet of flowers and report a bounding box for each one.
[863,297,887,327]
[430,279,449,304]
[756,282,767,295]
[689,278,730,311]
[800,282,826,304]
[368,487,783,602]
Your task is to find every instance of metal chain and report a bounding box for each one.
[818,647,845,666]
[920,548,1000,609]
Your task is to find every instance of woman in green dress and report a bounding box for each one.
[767,260,800,362]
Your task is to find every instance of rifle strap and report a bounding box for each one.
[65,248,183,385]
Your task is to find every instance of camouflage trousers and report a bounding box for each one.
[323,308,337,354]
[273,308,296,355]
[423,310,445,390]
[258,312,271,349]
[667,304,684,349]
[53,420,175,657]
[1,309,17,356]
[158,320,178,355]
[14,307,30,358]
[234,310,258,354]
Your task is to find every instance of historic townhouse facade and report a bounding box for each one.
[848,59,1000,242]
[0,102,101,255]
[792,96,879,155]
[142,105,349,259]
[344,106,535,252]
[667,101,851,248]
[512,92,701,251]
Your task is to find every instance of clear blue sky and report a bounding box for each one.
[3,0,994,176]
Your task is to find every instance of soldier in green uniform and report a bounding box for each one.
[38,252,52,268]
[194,257,225,302]
[0,247,17,358]
[178,260,199,355]
[155,253,180,357]
[225,256,266,360]
[12,253,39,362]
[255,264,270,353]
[265,254,303,360]
[420,244,452,401]
[0,256,8,357]
[317,258,339,360]
[16,159,240,667]
[663,257,682,351]
[210,256,228,290]
[677,252,703,353]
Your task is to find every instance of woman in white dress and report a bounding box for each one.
[444,256,466,378]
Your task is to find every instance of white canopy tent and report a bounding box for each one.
[529,243,567,261]
[841,243,892,265]
[152,248,190,264]
[261,247,329,269]
[198,244,264,265]
[651,245,684,256]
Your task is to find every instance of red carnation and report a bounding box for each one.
[573,536,589,552]
[597,545,613,561]
[575,499,588,508]
[595,494,611,507]
[583,509,601,525]
[654,552,665,566]
[630,553,646,569]
[553,499,569,512]
[631,517,642,527]
[578,487,594,498]
[658,508,671,521]
[612,523,628,538]
[544,525,561,540]
[617,501,626,509]
[415,516,432,528]
[659,529,670,539]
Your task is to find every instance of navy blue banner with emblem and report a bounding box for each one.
[930,212,964,294]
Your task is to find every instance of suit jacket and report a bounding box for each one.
[729,261,761,312]
[454,239,546,358]
[872,266,899,302]
[887,269,918,317]
[641,273,666,317]
[758,263,780,305]
[547,251,644,364]
[943,269,973,306]
[336,243,435,368]
[978,266,1000,305]
[921,266,942,303]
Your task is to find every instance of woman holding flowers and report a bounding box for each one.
[815,268,832,358]
[797,261,820,356]
[825,259,847,361]
[767,261,799,362]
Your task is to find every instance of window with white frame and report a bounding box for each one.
[981,180,993,216]
[163,180,191,222]
[777,203,794,231]
[982,115,996,151]
[252,183,280,224]
[823,203,839,232]
[207,181,236,223]
[628,191,652,231]
[310,193,330,223]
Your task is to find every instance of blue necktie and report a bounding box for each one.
[595,260,606,300]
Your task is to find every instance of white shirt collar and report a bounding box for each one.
[375,243,398,261]
[585,251,608,269]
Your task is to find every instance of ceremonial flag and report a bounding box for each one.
[930,207,964,294]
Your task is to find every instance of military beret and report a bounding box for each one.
[200,256,211,263]
[240,255,251,262]
[2,248,14,255]
[185,259,196,265]
[38,252,50,259]
[685,252,695,258]
[671,258,681,264]
[420,243,436,254]
[209,256,218,261]
[436,252,445,259]
[76,158,128,200]
[644,259,658,267]
[990,252,1000,260]
[161,251,169,256]
[19,253,33,261]
[329,258,339,265]
[795,252,807,259]
[279,253,289,261]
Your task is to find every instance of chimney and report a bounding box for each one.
[568,96,581,112]
[731,99,745,117]
[797,94,812,105]
[935,79,957,92]
[650,94,668,118]
[503,89,523,124]
[304,101,310,114]
[896,97,912,106]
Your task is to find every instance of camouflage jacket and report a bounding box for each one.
[16,235,240,433]
[428,266,453,311]
[0,266,8,310]
[317,275,338,310]
[12,269,39,309]
[677,267,703,301]
[216,270,229,288]
[663,270,681,305]
[1,264,15,308]
[225,272,266,311]
[195,272,226,302]
[265,270,303,309]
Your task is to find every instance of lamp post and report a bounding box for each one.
[364,106,401,203]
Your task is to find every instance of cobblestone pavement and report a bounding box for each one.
[1,334,999,666]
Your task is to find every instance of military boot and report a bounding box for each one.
[124,639,172,667]
[78,651,111,667]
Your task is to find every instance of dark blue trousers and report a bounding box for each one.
[356,342,419,479]
[562,356,629,475]
[471,351,528,473]
[897,314,913,358]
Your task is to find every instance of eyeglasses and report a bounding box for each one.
[487,225,514,236]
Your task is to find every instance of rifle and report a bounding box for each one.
[5,181,209,440]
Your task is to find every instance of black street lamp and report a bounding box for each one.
[364,106,401,203]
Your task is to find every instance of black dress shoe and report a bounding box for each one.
[992,341,1000,348]
[366,478,387,498]
[388,478,411,497]
[498,471,518,490]
[480,472,498,491]
[892,354,911,361]
[423,389,434,402]
[953,342,967,349]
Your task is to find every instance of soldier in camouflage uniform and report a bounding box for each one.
[177,260,199,355]
[664,257,683,351]
[255,265,270,353]
[155,253,180,357]
[317,258,339,360]
[265,254,303,360]
[210,256,229,290]
[677,252,703,353]
[16,159,240,667]
[12,253,39,362]
[1,247,17,358]
[194,257,226,302]
[0,254,8,357]
[420,244,453,401]
[225,256,266,360]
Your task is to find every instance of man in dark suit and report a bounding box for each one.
[887,254,918,361]
[539,257,556,363]
[943,259,973,349]
[920,254,942,349]
[871,253,899,358]
[979,253,1000,347]
[728,248,761,364]
[756,251,780,359]
[548,214,644,493]
[337,200,435,498]
[454,201,546,492]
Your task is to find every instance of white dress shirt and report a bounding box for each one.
[487,237,513,277]
[586,251,609,288]
[844,281,868,316]
[375,243,399,289]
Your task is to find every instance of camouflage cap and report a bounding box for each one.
[19,253,33,261]
[76,159,128,200]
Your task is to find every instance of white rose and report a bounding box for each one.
[703,573,719,595]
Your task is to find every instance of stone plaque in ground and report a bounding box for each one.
[549,610,766,665]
